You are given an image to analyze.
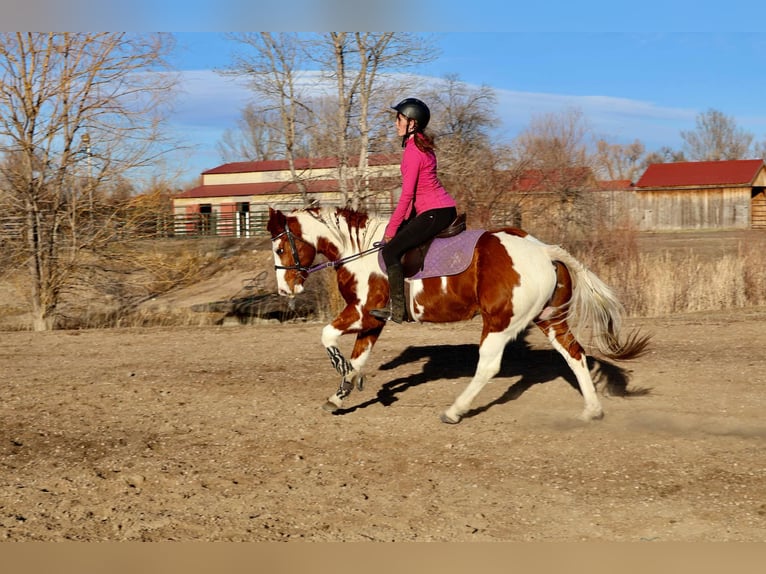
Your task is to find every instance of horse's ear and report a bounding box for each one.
[266,206,286,236]
[268,206,284,221]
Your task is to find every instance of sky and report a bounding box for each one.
[4,1,766,184]
[166,30,766,181]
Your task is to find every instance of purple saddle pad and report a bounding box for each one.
[379,230,486,280]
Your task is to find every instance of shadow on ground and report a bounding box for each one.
[335,331,649,418]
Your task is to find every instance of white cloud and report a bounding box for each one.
[172,70,253,128]
[493,89,697,149]
[167,69,349,176]
[165,69,711,179]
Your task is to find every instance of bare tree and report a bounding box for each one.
[511,107,598,237]
[221,33,436,209]
[640,145,687,170]
[593,138,646,181]
[515,107,591,168]
[223,32,313,205]
[421,75,505,227]
[681,108,754,161]
[307,32,436,208]
[0,32,176,330]
[752,138,766,162]
[217,104,284,162]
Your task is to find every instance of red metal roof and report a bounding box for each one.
[201,153,400,175]
[635,159,765,189]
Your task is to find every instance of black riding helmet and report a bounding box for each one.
[391,97,430,131]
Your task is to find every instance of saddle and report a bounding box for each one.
[400,213,467,278]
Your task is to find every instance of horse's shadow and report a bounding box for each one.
[336,330,649,418]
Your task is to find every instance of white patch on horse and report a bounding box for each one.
[408,279,425,321]
[274,267,296,296]
[497,233,557,324]
[321,324,344,350]
[443,331,512,422]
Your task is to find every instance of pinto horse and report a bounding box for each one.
[267,206,649,424]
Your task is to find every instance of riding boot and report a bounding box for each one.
[371,263,407,323]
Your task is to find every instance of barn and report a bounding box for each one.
[632,159,766,230]
[172,155,400,237]
[170,156,766,237]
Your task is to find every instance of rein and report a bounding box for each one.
[271,228,384,275]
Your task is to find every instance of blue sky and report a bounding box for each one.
[167,30,766,181]
[4,1,765,183]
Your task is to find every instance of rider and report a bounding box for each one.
[370,98,458,323]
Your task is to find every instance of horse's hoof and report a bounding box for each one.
[322,401,339,413]
[440,412,461,424]
[356,375,365,392]
[580,409,604,421]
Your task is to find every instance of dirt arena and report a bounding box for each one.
[1,303,765,541]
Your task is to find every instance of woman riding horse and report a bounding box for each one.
[371,98,458,324]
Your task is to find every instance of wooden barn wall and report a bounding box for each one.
[588,188,751,231]
[631,187,751,230]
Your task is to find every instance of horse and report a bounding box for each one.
[267,205,649,424]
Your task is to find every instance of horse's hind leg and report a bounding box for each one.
[535,318,603,420]
[441,330,512,424]
[534,261,603,420]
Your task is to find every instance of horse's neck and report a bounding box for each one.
[302,211,385,256]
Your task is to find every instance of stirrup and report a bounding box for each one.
[370,306,393,321]
[370,305,405,324]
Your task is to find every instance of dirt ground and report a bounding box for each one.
[1,302,765,541]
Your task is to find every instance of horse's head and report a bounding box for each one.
[267,207,317,296]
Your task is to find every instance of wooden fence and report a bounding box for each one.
[3,189,764,243]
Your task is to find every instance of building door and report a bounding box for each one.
[752,188,766,229]
[237,202,250,238]
[198,204,212,235]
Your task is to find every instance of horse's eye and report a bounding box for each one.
[276,248,284,256]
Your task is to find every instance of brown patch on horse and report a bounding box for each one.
[533,260,586,361]
[475,234,522,334]
[415,272,480,323]
[317,236,341,263]
[335,207,370,230]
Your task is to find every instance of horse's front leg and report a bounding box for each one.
[321,317,384,413]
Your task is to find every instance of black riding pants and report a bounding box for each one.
[382,207,457,268]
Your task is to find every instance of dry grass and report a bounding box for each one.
[572,226,766,318]
[1,228,764,330]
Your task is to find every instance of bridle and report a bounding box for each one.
[271,228,313,275]
[271,226,383,276]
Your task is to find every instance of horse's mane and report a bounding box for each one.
[298,205,386,252]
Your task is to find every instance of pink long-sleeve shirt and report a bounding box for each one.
[384,135,456,238]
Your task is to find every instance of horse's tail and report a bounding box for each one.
[544,244,650,361]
